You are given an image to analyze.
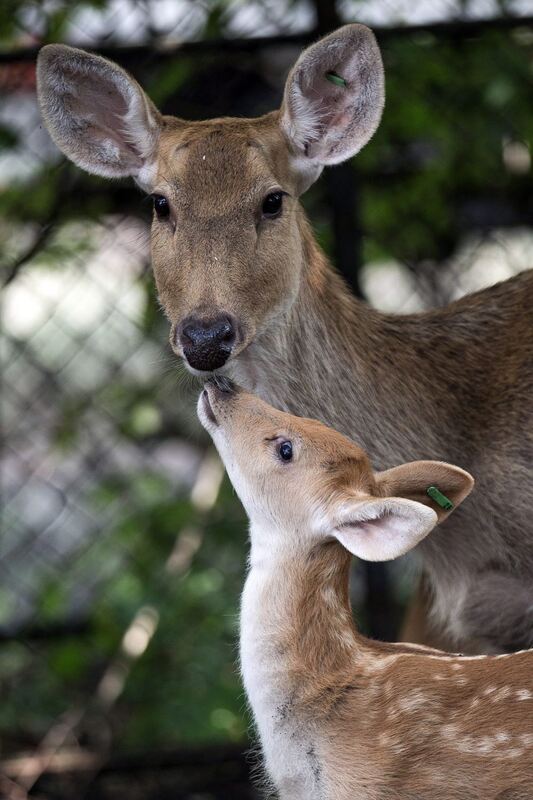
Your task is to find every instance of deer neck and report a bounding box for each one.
[240,528,360,718]
[229,215,441,468]
[240,525,373,797]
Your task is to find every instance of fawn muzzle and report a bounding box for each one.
[200,377,237,428]
[177,313,239,372]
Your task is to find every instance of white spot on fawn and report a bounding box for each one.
[490,686,511,703]
[397,692,427,713]
[495,732,510,743]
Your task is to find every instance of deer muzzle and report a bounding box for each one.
[177,313,240,372]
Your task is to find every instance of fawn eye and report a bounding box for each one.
[262,192,283,218]
[277,440,293,462]
[152,195,170,219]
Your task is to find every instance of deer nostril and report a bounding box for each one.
[179,325,194,346]
[220,323,234,342]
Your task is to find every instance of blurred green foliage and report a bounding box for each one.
[0,471,250,749]
[359,29,533,264]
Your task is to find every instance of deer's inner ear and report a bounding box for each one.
[280,23,384,178]
[333,498,438,562]
[375,461,475,522]
[37,44,163,181]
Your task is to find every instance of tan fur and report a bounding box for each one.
[36,26,533,654]
[273,553,533,800]
[199,384,533,800]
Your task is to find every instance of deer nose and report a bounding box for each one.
[178,314,237,371]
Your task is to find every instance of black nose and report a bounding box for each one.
[178,314,237,371]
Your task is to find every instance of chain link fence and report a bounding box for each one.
[1,2,532,797]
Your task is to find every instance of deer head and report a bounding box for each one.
[37,25,385,373]
[198,379,474,559]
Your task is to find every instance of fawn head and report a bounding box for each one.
[37,25,384,373]
[198,380,474,559]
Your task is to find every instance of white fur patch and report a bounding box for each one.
[136,161,157,191]
[281,86,323,152]
[397,691,428,714]
[333,497,437,562]
[239,561,322,799]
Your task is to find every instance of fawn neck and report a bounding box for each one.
[241,526,360,714]
[240,523,374,799]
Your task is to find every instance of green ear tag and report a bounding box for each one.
[326,71,347,87]
[426,486,454,511]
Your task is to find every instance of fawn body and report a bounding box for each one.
[199,381,533,800]
[37,25,533,653]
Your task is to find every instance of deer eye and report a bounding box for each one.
[277,440,293,462]
[262,191,283,219]
[152,194,170,219]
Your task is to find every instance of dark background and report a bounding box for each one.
[1,1,532,797]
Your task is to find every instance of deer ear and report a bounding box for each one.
[331,460,474,561]
[375,460,475,523]
[280,24,384,187]
[37,44,163,186]
[332,497,438,562]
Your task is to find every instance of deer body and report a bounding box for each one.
[37,24,533,653]
[241,542,533,800]
[198,382,533,800]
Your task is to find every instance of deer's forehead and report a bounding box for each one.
[295,418,367,458]
[156,127,278,211]
[238,408,370,465]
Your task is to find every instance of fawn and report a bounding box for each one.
[198,379,533,800]
[37,25,533,653]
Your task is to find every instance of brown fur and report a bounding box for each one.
[199,384,533,800]
[37,27,533,654]
[278,549,533,800]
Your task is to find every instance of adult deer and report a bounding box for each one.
[198,380,533,800]
[37,25,533,653]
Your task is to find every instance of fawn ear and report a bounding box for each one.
[332,497,438,562]
[37,44,162,186]
[280,24,384,189]
[332,460,474,561]
[375,460,475,523]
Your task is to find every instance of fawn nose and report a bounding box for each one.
[178,314,237,371]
